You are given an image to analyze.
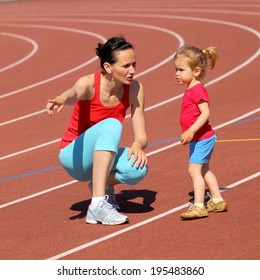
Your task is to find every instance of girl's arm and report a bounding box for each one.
[181,101,210,144]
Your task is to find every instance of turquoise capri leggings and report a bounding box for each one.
[59,118,148,185]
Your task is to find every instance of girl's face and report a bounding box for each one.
[174,56,197,87]
[106,48,136,85]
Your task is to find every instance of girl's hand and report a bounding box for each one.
[46,96,66,117]
[128,142,148,168]
[181,129,194,145]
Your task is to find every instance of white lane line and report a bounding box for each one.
[0,28,258,157]
[0,109,46,126]
[1,13,259,126]
[146,107,260,157]
[0,21,182,100]
[2,39,259,128]
[0,32,38,72]
[0,138,61,160]
[13,13,259,38]
[47,172,260,260]
[1,107,259,209]
[0,24,106,99]
[0,180,77,209]
[1,107,259,161]
[213,108,260,130]
[105,9,260,16]
[0,13,258,202]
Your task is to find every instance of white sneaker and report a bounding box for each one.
[88,182,120,210]
[86,196,128,225]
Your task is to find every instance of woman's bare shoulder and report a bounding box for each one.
[73,73,95,100]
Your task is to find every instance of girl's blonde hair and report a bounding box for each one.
[174,45,219,82]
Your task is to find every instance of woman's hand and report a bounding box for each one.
[128,142,148,168]
[46,95,66,117]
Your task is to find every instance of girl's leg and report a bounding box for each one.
[203,163,228,212]
[180,163,208,220]
[202,163,222,198]
[188,163,206,204]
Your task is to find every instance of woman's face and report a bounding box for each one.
[109,48,136,85]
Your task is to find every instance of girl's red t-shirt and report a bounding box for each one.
[180,83,214,142]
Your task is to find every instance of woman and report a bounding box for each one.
[46,37,148,225]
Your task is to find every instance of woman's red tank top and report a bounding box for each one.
[60,72,130,149]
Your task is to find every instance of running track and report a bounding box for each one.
[0,0,259,260]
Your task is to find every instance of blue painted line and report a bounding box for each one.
[147,136,181,147]
[0,165,61,182]
[1,113,258,183]
[233,115,260,125]
[1,137,181,183]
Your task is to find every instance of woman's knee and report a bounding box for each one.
[101,118,122,136]
[95,118,123,150]
[117,163,148,185]
[113,147,148,185]
[130,164,148,185]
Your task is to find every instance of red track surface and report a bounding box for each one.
[0,0,259,261]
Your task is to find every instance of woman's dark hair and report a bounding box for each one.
[96,36,133,71]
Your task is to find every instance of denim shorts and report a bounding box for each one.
[189,135,216,164]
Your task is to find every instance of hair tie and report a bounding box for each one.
[202,49,207,54]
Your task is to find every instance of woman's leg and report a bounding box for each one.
[59,118,123,183]
[59,118,128,225]
[92,150,115,197]
[109,147,148,186]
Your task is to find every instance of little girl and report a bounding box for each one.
[173,45,228,219]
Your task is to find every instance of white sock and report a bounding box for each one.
[212,197,224,203]
[91,196,105,207]
[194,203,204,208]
